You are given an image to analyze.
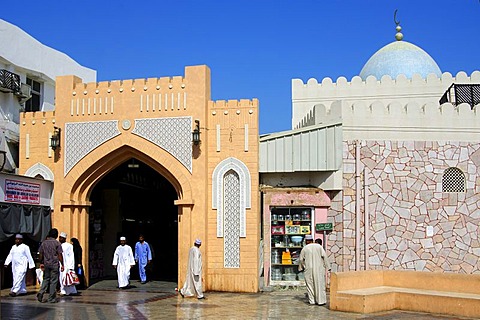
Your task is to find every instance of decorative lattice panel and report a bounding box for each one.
[65,121,121,176]
[223,170,240,268]
[132,117,192,172]
[442,167,465,192]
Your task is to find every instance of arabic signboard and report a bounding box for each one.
[315,223,333,232]
[5,179,41,204]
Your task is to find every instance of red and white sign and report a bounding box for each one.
[4,179,41,204]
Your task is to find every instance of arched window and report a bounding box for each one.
[25,162,54,181]
[442,167,465,192]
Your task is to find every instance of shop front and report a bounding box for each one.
[262,187,331,287]
[0,173,53,288]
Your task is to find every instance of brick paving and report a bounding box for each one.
[0,281,476,319]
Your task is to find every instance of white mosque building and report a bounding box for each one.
[260,20,480,284]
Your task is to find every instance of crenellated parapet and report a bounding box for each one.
[53,65,211,123]
[209,99,258,112]
[209,98,259,130]
[209,99,259,130]
[308,99,479,141]
[292,71,480,130]
[208,98,259,154]
[59,75,189,118]
[20,110,56,121]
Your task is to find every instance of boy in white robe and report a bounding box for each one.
[36,266,44,286]
[4,234,35,296]
[112,236,135,289]
[298,235,331,305]
[179,238,204,299]
[59,232,78,296]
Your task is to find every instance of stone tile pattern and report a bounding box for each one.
[329,140,480,274]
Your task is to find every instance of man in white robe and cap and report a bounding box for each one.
[112,236,135,289]
[59,232,77,296]
[4,234,35,296]
[298,234,331,305]
[179,238,204,299]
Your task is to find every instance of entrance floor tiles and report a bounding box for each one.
[0,281,476,319]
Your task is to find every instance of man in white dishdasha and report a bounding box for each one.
[298,235,331,305]
[59,232,77,296]
[4,234,35,297]
[112,236,135,289]
[179,238,204,299]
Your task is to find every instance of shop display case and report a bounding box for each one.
[270,207,312,284]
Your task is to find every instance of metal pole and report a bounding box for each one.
[364,168,369,271]
[355,141,361,271]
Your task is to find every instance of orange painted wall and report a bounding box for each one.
[18,65,260,292]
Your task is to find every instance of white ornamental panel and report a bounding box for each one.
[64,121,121,176]
[132,117,192,172]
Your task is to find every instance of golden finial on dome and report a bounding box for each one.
[394,9,403,41]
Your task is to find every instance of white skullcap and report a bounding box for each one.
[120,236,126,241]
[60,232,67,238]
[305,235,313,240]
[15,234,23,239]
[194,238,202,245]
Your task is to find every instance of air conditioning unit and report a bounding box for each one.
[17,83,32,104]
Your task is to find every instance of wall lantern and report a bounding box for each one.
[50,127,61,151]
[192,119,201,145]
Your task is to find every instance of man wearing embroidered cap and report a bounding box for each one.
[298,234,331,306]
[4,234,35,297]
[179,238,204,299]
[112,236,135,289]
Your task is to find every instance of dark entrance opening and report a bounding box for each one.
[88,158,178,284]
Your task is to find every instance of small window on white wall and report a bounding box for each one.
[442,167,465,192]
[25,77,42,112]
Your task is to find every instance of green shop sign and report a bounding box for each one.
[315,223,333,232]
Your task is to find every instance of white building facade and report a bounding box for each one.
[261,24,480,280]
[0,19,95,172]
[0,19,95,253]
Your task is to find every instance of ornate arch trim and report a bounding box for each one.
[25,162,54,181]
[212,157,251,237]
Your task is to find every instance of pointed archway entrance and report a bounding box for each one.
[88,157,178,284]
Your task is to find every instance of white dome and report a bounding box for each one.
[359,40,442,80]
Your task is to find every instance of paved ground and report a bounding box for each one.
[0,280,476,319]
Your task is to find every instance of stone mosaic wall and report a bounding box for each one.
[325,190,345,272]
[328,140,480,274]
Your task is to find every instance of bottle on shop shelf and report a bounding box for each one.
[283,235,289,247]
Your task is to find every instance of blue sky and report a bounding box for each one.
[2,1,479,134]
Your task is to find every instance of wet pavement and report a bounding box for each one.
[0,280,477,319]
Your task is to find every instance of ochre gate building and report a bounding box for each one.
[18,65,261,292]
